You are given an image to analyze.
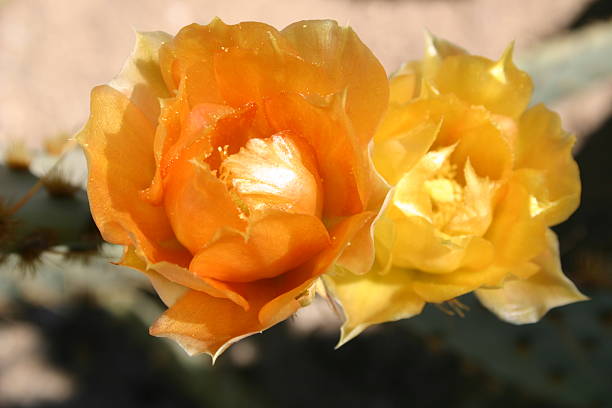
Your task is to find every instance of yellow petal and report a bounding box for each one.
[444,160,497,236]
[515,104,581,226]
[281,20,389,148]
[485,180,547,266]
[324,265,425,347]
[388,62,419,106]
[373,120,439,185]
[420,32,467,85]
[391,144,455,222]
[410,257,503,303]
[391,215,494,276]
[423,32,467,60]
[476,229,588,324]
[432,47,533,118]
[109,31,172,124]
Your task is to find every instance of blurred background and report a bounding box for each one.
[1,0,612,407]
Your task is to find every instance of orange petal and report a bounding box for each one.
[213,46,332,108]
[190,212,330,282]
[163,156,246,255]
[264,92,368,216]
[143,101,258,204]
[257,210,375,324]
[195,210,374,327]
[149,289,275,359]
[118,246,188,307]
[162,19,305,106]
[77,85,190,266]
[281,20,389,147]
[120,246,250,312]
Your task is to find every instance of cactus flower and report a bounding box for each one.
[77,19,389,358]
[324,35,587,345]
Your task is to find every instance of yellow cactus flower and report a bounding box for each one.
[324,34,587,345]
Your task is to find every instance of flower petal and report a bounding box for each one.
[190,211,330,283]
[333,168,391,277]
[163,156,247,255]
[221,133,322,217]
[485,180,547,267]
[388,63,418,106]
[392,216,494,275]
[149,289,273,359]
[109,31,172,123]
[373,120,439,185]
[476,229,588,324]
[162,19,321,106]
[515,104,581,226]
[118,246,188,307]
[432,45,533,118]
[444,160,497,236]
[77,85,190,266]
[324,266,425,347]
[281,20,389,147]
[410,261,503,303]
[258,210,375,324]
[264,92,368,216]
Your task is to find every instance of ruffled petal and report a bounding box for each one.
[334,163,391,276]
[432,45,533,118]
[77,85,190,266]
[163,156,247,255]
[149,289,274,359]
[444,160,497,236]
[515,104,581,226]
[163,19,328,107]
[109,31,172,123]
[324,266,425,347]
[373,120,439,185]
[411,261,505,303]
[392,216,494,275]
[190,212,330,283]
[388,63,418,106]
[213,46,332,108]
[485,180,547,267]
[476,229,588,324]
[221,133,322,217]
[264,92,369,216]
[118,246,188,307]
[257,210,375,324]
[281,20,389,147]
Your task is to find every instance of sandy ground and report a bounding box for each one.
[0,0,607,149]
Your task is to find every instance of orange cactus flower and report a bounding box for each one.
[77,19,389,359]
[324,34,587,345]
